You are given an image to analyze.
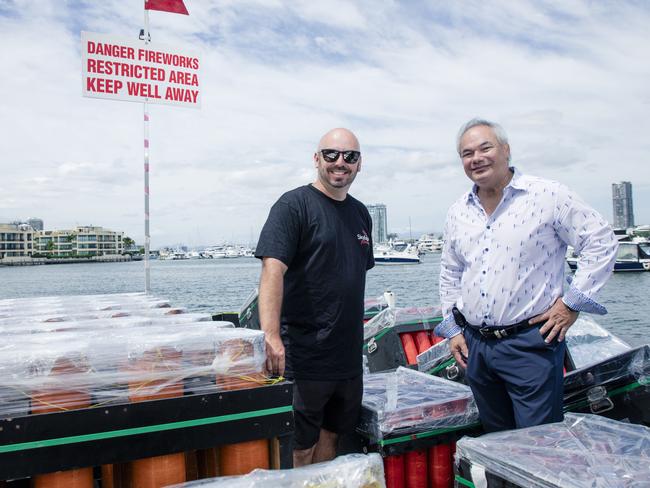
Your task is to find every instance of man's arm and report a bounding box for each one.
[531,184,618,342]
[259,257,288,376]
[436,211,468,367]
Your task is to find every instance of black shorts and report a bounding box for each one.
[291,375,363,450]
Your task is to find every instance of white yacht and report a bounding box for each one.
[374,243,420,265]
[417,234,443,253]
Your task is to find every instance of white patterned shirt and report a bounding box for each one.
[436,168,618,338]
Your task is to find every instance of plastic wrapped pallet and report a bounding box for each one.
[564,315,632,369]
[0,311,265,417]
[358,367,479,440]
[0,292,171,319]
[169,453,385,487]
[456,413,650,488]
[363,306,441,341]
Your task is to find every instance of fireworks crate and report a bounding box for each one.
[363,307,443,373]
[454,414,650,488]
[0,382,294,481]
[238,288,261,330]
[357,368,482,488]
[563,344,650,425]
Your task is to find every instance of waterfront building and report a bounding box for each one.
[612,181,635,229]
[35,226,124,257]
[0,223,34,259]
[367,203,388,244]
[27,218,44,231]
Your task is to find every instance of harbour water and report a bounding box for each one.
[1,254,648,347]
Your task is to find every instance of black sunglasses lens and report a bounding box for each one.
[342,151,360,164]
[321,150,340,162]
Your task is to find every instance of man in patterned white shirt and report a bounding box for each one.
[436,118,617,432]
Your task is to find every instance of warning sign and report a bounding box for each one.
[81,31,201,108]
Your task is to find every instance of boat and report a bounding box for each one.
[567,240,650,272]
[374,243,420,265]
[416,234,443,253]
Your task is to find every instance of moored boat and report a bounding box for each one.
[567,240,650,272]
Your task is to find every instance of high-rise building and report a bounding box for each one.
[612,181,634,229]
[366,204,388,244]
[27,218,44,231]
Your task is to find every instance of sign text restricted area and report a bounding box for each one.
[81,31,201,108]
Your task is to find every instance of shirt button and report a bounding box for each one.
[486,225,491,229]
[484,248,489,252]
[484,315,488,319]
[481,293,485,297]
[482,270,486,274]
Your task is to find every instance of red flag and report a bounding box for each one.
[145,0,189,15]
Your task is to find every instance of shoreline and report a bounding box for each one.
[0,255,132,266]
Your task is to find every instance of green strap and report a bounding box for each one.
[564,380,642,412]
[377,422,481,446]
[0,405,292,454]
[427,357,456,375]
[455,475,475,487]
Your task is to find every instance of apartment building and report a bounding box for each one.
[0,223,34,259]
[35,226,124,257]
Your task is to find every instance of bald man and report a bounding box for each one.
[255,128,374,466]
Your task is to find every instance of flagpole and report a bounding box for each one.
[143,6,151,293]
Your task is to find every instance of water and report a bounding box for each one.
[1,255,648,347]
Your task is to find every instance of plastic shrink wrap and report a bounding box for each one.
[363,294,389,321]
[564,315,632,369]
[0,293,267,418]
[363,306,441,341]
[456,413,650,488]
[358,367,478,440]
[169,453,385,487]
[417,315,634,375]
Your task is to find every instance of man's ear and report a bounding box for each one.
[313,152,319,167]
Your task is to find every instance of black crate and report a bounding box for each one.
[238,288,261,330]
[363,317,442,373]
[0,382,294,479]
[563,345,650,425]
[456,458,521,488]
[360,423,483,457]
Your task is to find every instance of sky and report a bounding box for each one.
[1,0,649,247]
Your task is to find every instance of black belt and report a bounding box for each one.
[453,307,540,340]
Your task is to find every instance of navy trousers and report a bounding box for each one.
[464,324,565,433]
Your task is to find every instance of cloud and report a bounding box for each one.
[1,1,649,245]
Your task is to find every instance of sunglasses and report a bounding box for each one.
[320,149,361,164]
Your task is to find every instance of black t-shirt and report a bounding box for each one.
[255,184,374,380]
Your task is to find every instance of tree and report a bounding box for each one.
[123,236,135,249]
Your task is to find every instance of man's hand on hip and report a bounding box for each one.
[449,333,468,369]
[264,331,285,377]
[530,297,579,343]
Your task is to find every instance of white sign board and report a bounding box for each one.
[81,31,200,108]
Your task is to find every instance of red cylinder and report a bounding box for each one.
[405,449,427,488]
[400,333,419,365]
[414,331,432,354]
[32,357,94,488]
[384,454,405,488]
[429,331,444,345]
[429,444,453,488]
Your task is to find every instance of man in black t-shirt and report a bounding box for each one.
[255,128,374,467]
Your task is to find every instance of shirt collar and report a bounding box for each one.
[465,166,526,205]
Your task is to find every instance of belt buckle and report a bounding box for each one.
[479,327,508,339]
[478,326,492,338]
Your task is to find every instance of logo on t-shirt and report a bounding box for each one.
[357,230,370,246]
